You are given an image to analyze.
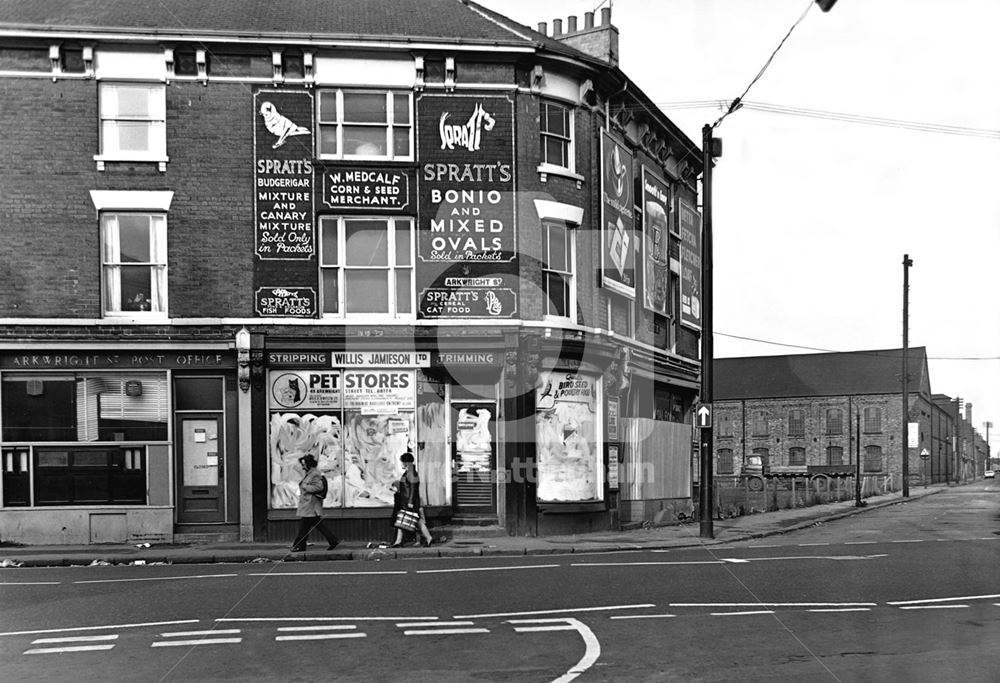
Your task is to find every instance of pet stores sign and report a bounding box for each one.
[269,369,415,414]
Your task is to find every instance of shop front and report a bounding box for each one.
[261,346,504,542]
[0,347,238,544]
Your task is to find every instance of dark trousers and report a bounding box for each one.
[292,516,339,549]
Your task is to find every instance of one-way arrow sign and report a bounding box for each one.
[696,404,712,429]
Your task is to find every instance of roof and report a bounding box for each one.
[714,347,931,400]
[0,0,538,45]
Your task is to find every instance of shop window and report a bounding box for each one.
[319,216,413,318]
[864,445,883,472]
[535,370,603,503]
[317,89,412,159]
[717,448,734,474]
[32,447,146,505]
[826,408,843,435]
[863,407,882,434]
[540,100,573,170]
[751,411,769,437]
[101,212,167,316]
[827,445,844,466]
[1,373,168,442]
[788,446,806,466]
[788,409,805,436]
[542,221,575,319]
[98,82,166,160]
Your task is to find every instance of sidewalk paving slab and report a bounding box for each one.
[0,484,954,569]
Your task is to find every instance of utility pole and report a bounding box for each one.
[855,411,863,506]
[901,254,912,497]
[698,124,717,539]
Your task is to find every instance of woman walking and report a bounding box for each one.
[391,451,434,548]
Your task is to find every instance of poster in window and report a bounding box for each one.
[678,198,702,330]
[600,131,635,299]
[641,167,671,315]
[535,371,603,502]
[415,93,518,319]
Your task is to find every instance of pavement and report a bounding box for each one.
[0,484,953,568]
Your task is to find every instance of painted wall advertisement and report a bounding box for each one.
[678,198,703,330]
[416,93,518,319]
[320,166,414,212]
[641,167,671,316]
[253,89,317,318]
[600,131,636,299]
[535,371,603,502]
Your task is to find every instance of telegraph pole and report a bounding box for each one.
[902,254,912,497]
[698,124,717,539]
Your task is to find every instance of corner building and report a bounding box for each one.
[0,1,702,545]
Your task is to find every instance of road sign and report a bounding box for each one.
[696,404,712,429]
[920,448,930,459]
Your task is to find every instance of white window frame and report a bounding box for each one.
[316,89,413,160]
[539,99,574,172]
[95,82,167,167]
[100,212,168,319]
[606,293,635,338]
[541,221,576,321]
[319,215,415,320]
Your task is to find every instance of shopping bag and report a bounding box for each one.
[394,509,419,531]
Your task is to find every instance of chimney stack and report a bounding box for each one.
[549,8,619,67]
[537,21,547,35]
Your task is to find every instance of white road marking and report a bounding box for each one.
[397,621,475,628]
[403,628,490,635]
[711,610,775,616]
[276,625,358,631]
[887,593,1000,606]
[24,644,116,655]
[0,619,199,638]
[0,581,61,585]
[717,554,886,563]
[31,635,119,644]
[509,618,600,683]
[151,638,242,647]
[808,608,872,613]
[609,614,676,620]
[671,602,877,608]
[217,616,437,622]
[276,633,367,641]
[249,571,406,576]
[844,541,877,545]
[74,573,237,584]
[890,539,924,543]
[572,561,722,567]
[456,604,654,619]
[798,543,830,546]
[160,629,241,637]
[417,564,559,574]
[745,545,780,549]
[899,605,968,610]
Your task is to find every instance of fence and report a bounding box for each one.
[713,473,900,519]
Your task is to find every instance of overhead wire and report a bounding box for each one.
[715,331,1000,361]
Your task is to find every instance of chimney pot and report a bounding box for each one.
[601,7,611,25]
[567,16,577,32]
[538,21,547,36]
[552,18,563,36]
[584,11,594,29]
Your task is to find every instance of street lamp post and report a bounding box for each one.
[698,125,718,539]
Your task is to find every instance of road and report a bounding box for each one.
[2,482,999,682]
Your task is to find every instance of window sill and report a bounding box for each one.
[536,163,584,187]
[103,312,169,322]
[94,155,169,172]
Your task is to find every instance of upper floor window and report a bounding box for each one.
[317,90,412,159]
[751,410,769,437]
[101,213,167,316]
[863,407,882,434]
[864,445,883,472]
[607,293,634,337]
[788,409,805,436]
[826,445,844,466]
[717,413,733,438]
[540,100,573,170]
[788,446,806,466]
[319,216,413,318]
[98,83,166,160]
[826,408,843,435]
[542,222,575,319]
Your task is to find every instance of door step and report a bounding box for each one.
[434,523,507,539]
[173,531,240,544]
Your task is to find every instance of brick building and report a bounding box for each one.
[711,348,952,492]
[0,1,702,544]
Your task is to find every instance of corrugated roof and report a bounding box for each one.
[0,0,532,44]
[714,347,930,400]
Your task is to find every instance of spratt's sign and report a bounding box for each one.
[439,103,496,151]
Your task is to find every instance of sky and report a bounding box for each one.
[478,0,1000,453]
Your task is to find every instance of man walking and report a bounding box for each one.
[291,454,339,552]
